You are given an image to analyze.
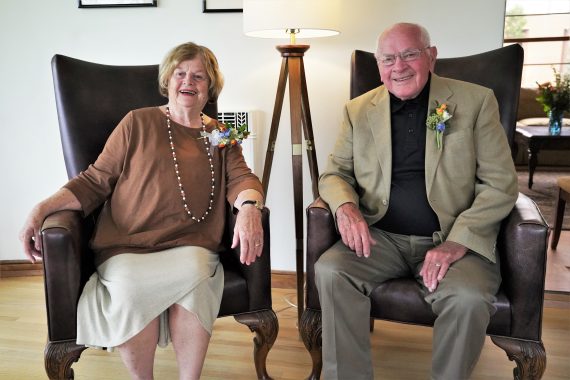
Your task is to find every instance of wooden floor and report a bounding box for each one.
[546,230,570,295]
[0,276,568,380]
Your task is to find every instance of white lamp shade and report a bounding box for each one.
[243,0,341,40]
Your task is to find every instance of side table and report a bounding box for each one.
[514,126,570,188]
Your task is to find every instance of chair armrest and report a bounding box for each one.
[41,210,95,342]
[227,207,272,311]
[497,193,549,341]
[305,198,339,310]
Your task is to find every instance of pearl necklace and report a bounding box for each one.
[165,106,215,222]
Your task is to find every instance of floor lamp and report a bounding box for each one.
[243,0,340,324]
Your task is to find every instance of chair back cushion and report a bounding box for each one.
[51,54,218,179]
[350,44,524,149]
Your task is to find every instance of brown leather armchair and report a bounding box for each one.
[42,54,278,380]
[300,45,550,379]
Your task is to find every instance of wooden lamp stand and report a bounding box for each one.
[261,44,320,323]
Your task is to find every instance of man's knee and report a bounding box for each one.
[315,248,352,294]
[315,250,341,277]
[432,285,496,318]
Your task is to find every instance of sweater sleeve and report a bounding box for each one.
[63,112,132,216]
[224,143,264,206]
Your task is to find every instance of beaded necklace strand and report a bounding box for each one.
[165,106,215,222]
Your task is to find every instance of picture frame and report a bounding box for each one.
[78,0,157,8]
[202,0,243,13]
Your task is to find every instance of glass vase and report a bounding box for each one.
[548,109,563,135]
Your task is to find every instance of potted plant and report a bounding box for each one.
[536,68,570,135]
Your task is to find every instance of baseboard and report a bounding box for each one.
[0,260,43,277]
[271,270,297,289]
[544,291,570,308]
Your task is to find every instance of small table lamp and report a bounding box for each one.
[243,0,340,324]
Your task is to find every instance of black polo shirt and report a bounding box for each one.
[373,76,440,236]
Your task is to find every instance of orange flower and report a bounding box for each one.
[436,103,447,116]
[200,122,250,149]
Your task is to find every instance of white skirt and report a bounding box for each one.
[76,246,224,350]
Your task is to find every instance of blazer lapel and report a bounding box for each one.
[367,87,392,197]
[425,74,456,194]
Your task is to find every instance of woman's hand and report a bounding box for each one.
[19,205,45,263]
[231,204,264,265]
[18,188,82,263]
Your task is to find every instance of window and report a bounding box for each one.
[503,0,570,88]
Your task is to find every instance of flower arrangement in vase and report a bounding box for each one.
[536,68,570,135]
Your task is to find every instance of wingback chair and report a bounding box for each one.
[42,54,278,380]
[300,45,550,379]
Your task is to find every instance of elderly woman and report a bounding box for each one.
[19,42,264,379]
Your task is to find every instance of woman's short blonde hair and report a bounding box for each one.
[158,42,224,101]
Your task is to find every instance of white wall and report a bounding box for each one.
[0,0,506,271]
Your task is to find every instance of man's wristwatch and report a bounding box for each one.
[241,200,264,210]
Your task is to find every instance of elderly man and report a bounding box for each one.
[316,23,518,379]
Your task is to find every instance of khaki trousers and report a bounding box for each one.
[315,228,501,380]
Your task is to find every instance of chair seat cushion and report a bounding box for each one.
[369,278,511,336]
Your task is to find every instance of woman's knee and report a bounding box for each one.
[169,304,196,320]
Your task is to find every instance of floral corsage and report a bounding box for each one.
[426,102,452,149]
[201,123,249,148]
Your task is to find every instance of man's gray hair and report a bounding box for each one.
[376,23,432,56]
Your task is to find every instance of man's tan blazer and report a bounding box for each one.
[319,74,518,263]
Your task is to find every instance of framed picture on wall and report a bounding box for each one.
[203,0,243,13]
[78,0,157,8]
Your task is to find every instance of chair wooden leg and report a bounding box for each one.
[44,340,87,380]
[490,336,546,380]
[550,189,566,250]
[234,310,279,380]
[299,308,322,380]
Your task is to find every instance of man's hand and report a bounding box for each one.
[336,202,376,257]
[420,240,468,292]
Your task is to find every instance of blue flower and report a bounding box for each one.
[201,122,250,148]
[426,102,452,150]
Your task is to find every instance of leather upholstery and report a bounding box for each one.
[301,45,549,379]
[305,194,546,339]
[41,54,277,380]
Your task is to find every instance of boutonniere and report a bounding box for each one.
[426,102,452,149]
[201,123,250,149]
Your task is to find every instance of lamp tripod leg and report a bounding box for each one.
[299,58,320,199]
[262,57,289,195]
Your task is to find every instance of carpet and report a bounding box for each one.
[517,168,570,230]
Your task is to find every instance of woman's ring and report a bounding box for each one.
[435,263,441,267]
[255,243,261,247]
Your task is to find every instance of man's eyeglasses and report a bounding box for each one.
[377,47,430,66]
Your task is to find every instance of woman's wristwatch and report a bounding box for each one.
[241,200,264,210]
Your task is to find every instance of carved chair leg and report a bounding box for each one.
[491,336,546,380]
[299,308,323,380]
[234,310,279,380]
[44,340,87,380]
